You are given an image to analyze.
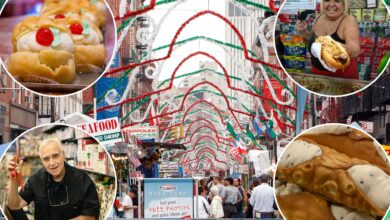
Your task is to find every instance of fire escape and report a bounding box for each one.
[340,69,390,124]
[134,15,153,121]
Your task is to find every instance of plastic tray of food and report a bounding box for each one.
[290,72,369,95]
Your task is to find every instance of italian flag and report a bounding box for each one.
[234,139,247,155]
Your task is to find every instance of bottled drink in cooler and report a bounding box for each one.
[378,23,385,38]
[365,22,372,37]
[359,22,365,37]
[385,22,390,38]
[372,23,377,39]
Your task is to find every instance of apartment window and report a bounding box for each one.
[228,2,247,17]
[25,96,32,104]
[0,71,6,87]
[11,81,16,102]
[12,90,16,101]
[0,105,6,115]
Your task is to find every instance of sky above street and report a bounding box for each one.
[148,0,227,84]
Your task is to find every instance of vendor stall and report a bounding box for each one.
[276,0,389,95]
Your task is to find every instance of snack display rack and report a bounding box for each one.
[351,2,390,80]
[158,161,180,178]
[0,125,115,220]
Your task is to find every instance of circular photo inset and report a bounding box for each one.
[274,0,390,96]
[275,124,390,220]
[0,124,116,220]
[0,0,116,95]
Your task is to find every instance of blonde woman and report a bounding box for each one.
[209,186,224,218]
[296,0,360,79]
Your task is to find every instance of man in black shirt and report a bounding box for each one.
[7,138,100,220]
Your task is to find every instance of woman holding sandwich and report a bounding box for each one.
[296,0,360,79]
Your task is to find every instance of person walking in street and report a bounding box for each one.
[245,178,260,218]
[208,176,225,198]
[221,177,242,218]
[122,189,138,219]
[250,174,275,219]
[194,186,210,219]
[233,177,247,218]
[200,179,208,190]
[209,186,224,218]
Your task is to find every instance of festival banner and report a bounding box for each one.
[96,77,128,120]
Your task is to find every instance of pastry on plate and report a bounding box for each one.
[8,16,75,84]
[55,14,105,73]
[276,139,390,217]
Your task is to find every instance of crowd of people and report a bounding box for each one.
[195,174,279,219]
[110,174,278,219]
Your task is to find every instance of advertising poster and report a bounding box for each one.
[144,178,193,218]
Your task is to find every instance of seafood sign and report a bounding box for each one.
[78,117,121,145]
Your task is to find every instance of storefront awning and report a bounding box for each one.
[141,141,186,150]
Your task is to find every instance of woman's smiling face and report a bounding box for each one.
[323,0,345,20]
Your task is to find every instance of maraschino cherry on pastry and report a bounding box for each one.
[54,13,106,73]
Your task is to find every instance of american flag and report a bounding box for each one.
[129,155,142,168]
[230,147,240,158]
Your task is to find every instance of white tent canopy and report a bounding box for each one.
[56,112,96,125]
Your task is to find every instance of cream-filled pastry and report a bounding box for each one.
[54,14,105,73]
[8,16,75,84]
